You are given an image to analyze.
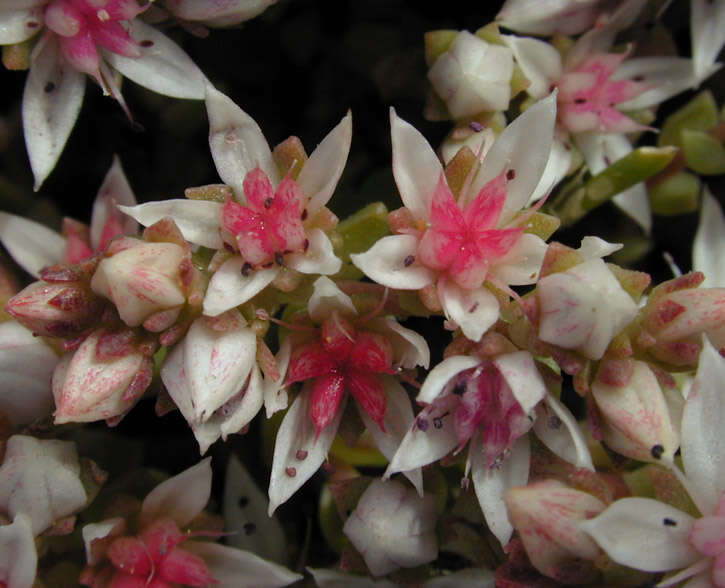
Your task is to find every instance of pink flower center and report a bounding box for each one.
[417,171,522,290]
[285,313,396,437]
[689,493,725,587]
[43,0,146,76]
[556,52,650,134]
[221,167,308,269]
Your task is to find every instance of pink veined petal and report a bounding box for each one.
[90,19,141,59]
[268,177,306,252]
[309,371,346,437]
[418,227,461,272]
[105,0,148,21]
[59,28,101,78]
[474,226,524,261]
[243,167,275,212]
[64,222,94,263]
[447,246,489,290]
[463,171,508,232]
[286,341,337,386]
[44,0,82,38]
[157,546,216,586]
[429,174,465,234]
[690,516,725,557]
[347,370,387,431]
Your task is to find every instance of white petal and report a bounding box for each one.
[493,351,547,415]
[90,156,138,250]
[390,108,444,220]
[0,513,37,588]
[577,235,623,260]
[140,458,211,527]
[417,355,481,405]
[367,317,430,370]
[490,233,548,286]
[285,228,341,275]
[533,394,594,470]
[307,276,357,322]
[264,338,290,417]
[308,567,397,588]
[470,435,530,546]
[0,212,65,278]
[529,137,573,204]
[222,454,288,564]
[496,0,602,35]
[268,388,345,515]
[118,200,223,249]
[384,397,460,482]
[358,377,423,495]
[219,365,264,438]
[0,321,58,426]
[691,0,725,83]
[693,188,725,288]
[203,258,278,317]
[580,497,699,572]
[205,84,277,199]
[614,57,706,110]
[298,111,352,216]
[184,315,256,421]
[103,20,205,99]
[467,92,556,221]
[23,37,85,191]
[184,541,302,588]
[502,35,562,99]
[82,517,124,566]
[439,281,500,343]
[681,336,725,514]
[0,8,43,44]
[350,235,435,290]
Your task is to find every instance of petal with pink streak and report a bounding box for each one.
[90,156,138,250]
[140,458,212,528]
[351,235,436,290]
[203,258,278,317]
[103,20,205,99]
[358,377,423,494]
[468,92,556,222]
[298,111,352,216]
[23,36,85,191]
[268,385,346,515]
[470,434,530,546]
[205,84,277,200]
[390,108,444,220]
[439,280,500,343]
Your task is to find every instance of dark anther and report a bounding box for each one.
[301,209,308,220]
[468,302,479,313]
[275,252,284,266]
[404,255,415,267]
[264,197,273,209]
[416,417,429,431]
[237,496,249,508]
[633,75,645,82]
[453,381,466,396]
[140,40,154,47]
[651,444,664,459]
[243,522,256,535]
[262,261,274,268]
[44,82,56,93]
[663,518,677,526]
[224,242,235,253]
[27,21,40,28]
[241,262,253,277]
[469,121,484,132]
[506,169,516,180]
[296,449,308,460]
[574,98,586,104]
[548,415,562,429]
[433,417,443,429]
[285,466,297,477]
[303,239,310,252]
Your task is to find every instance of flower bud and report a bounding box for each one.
[91,239,187,327]
[53,329,153,424]
[5,280,103,338]
[505,480,606,584]
[592,359,682,463]
[428,31,514,119]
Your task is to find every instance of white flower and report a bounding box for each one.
[351,94,556,342]
[0,514,37,588]
[342,478,438,577]
[428,30,514,118]
[496,0,618,36]
[385,349,593,546]
[1,2,206,189]
[581,337,725,586]
[0,435,87,536]
[120,84,350,317]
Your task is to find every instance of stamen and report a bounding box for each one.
[358,287,390,323]
[331,311,356,343]
[254,309,317,333]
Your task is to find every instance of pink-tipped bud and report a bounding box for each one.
[53,329,150,424]
[90,239,187,327]
[6,280,103,338]
[505,480,606,584]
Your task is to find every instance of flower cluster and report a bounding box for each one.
[1,0,725,587]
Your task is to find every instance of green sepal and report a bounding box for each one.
[659,90,719,148]
[681,128,725,175]
[423,30,458,66]
[648,171,701,215]
[334,202,390,280]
